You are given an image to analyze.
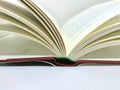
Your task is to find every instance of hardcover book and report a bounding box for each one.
[0,0,120,66]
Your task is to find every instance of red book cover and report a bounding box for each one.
[0,57,120,66]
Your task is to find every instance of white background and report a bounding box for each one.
[0,66,120,90]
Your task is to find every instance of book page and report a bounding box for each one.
[82,45,120,59]
[75,40,120,60]
[0,1,53,42]
[0,33,55,55]
[0,1,61,56]
[33,0,109,28]
[61,0,120,54]
[0,22,60,56]
[68,15,120,58]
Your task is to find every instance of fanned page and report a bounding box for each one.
[0,32,54,55]
[61,0,120,55]
[33,0,109,28]
[32,0,120,56]
[69,15,120,60]
[20,0,66,56]
[0,0,62,56]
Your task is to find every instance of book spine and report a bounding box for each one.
[75,60,120,66]
[0,57,120,66]
[0,57,56,66]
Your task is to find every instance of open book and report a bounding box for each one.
[0,0,120,66]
